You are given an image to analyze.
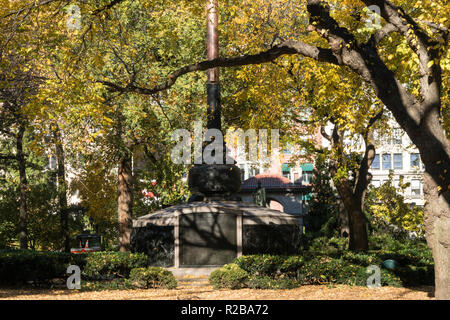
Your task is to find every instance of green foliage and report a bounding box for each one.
[0,249,81,286]
[0,221,15,249]
[83,252,150,280]
[303,155,340,242]
[209,264,249,289]
[211,235,433,289]
[279,256,305,276]
[365,172,425,236]
[233,255,284,276]
[128,267,177,289]
[306,236,348,257]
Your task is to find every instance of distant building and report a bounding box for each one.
[369,126,425,207]
[322,117,425,207]
[230,128,320,231]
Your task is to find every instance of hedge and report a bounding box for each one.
[83,252,150,280]
[128,267,177,289]
[209,247,433,289]
[0,250,82,286]
[0,250,150,286]
[209,264,249,289]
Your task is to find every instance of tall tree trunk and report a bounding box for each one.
[54,127,69,252]
[415,114,450,300]
[338,201,350,238]
[118,153,133,252]
[423,174,450,300]
[348,208,369,251]
[335,182,369,251]
[326,121,376,251]
[16,125,28,249]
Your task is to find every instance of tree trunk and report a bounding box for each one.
[54,128,69,252]
[348,208,369,251]
[16,125,28,249]
[423,174,450,300]
[335,182,368,251]
[338,201,350,238]
[118,154,133,252]
[415,115,450,300]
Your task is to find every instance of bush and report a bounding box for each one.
[128,267,177,289]
[280,256,304,276]
[209,264,249,289]
[83,252,149,280]
[234,255,284,276]
[297,256,403,287]
[214,235,433,289]
[306,237,343,257]
[0,249,76,286]
[341,251,380,266]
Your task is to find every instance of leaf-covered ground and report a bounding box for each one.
[0,282,434,300]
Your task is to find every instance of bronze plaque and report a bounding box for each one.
[179,213,237,266]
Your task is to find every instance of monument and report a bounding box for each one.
[130,0,301,271]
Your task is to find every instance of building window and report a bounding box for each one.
[371,154,380,169]
[393,129,402,145]
[410,153,420,168]
[49,154,57,170]
[282,164,291,180]
[302,171,314,184]
[239,164,245,181]
[411,179,421,195]
[249,166,259,178]
[382,154,391,170]
[393,153,403,169]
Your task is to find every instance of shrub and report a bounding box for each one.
[83,252,149,280]
[234,255,284,276]
[307,237,342,257]
[341,251,381,266]
[0,249,76,286]
[297,257,345,285]
[280,256,304,276]
[128,267,177,289]
[209,264,249,289]
[297,256,403,287]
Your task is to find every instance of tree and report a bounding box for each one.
[0,56,41,249]
[304,153,339,238]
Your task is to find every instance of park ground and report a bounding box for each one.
[0,280,435,300]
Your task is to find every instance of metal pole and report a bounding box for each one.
[206,0,221,130]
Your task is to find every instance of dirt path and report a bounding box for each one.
[0,282,434,300]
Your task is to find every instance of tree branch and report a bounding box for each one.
[360,0,442,108]
[367,23,397,47]
[98,40,342,95]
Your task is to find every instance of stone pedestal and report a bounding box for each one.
[131,201,301,268]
